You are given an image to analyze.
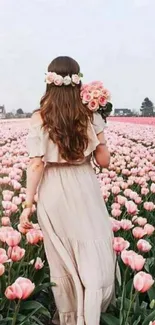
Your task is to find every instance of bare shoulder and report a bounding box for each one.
[31,110,43,126]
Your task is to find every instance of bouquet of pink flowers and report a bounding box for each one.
[80,81,112,122]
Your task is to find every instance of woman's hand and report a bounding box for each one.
[19,208,32,229]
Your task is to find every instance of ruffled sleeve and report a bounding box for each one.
[27,122,45,158]
[84,113,106,157]
[92,112,106,134]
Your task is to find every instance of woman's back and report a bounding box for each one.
[27,110,106,165]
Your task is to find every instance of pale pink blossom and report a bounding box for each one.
[144,202,155,211]
[8,246,25,262]
[137,239,152,252]
[121,250,145,271]
[132,227,146,239]
[5,230,21,247]
[5,277,35,300]
[34,257,44,270]
[111,208,122,218]
[125,201,138,215]
[133,271,154,293]
[144,224,155,236]
[0,264,5,276]
[113,237,130,253]
[1,217,11,226]
[0,248,8,264]
[120,219,133,230]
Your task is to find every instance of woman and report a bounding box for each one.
[20,56,115,325]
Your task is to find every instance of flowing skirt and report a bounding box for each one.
[37,162,115,325]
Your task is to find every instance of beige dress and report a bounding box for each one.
[27,112,115,325]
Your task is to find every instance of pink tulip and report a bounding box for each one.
[26,229,43,245]
[150,183,155,193]
[132,227,146,239]
[111,208,122,218]
[117,195,127,205]
[35,257,44,270]
[113,237,130,253]
[0,248,8,264]
[149,322,155,325]
[11,203,18,213]
[125,201,138,215]
[111,186,121,195]
[12,196,22,206]
[120,219,133,230]
[5,230,21,247]
[1,217,11,226]
[2,201,12,210]
[133,271,154,293]
[144,224,155,236]
[121,250,145,271]
[0,263,5,276]
[111,203,121,210]
[137,239,152,253]
[141,187,149,195]
[8,246,25,262]
[144,202,155,211]
[133,216,147,227]
[110,218,121,232]
[5,277,35,300]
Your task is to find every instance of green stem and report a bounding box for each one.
[124,292,138,325]
[11,299,21,325]
[119,267,128,325]
[8,262,13,285]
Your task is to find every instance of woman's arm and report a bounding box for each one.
[94,131,110,168]
[20,157,44,228]
[25,157,44,206]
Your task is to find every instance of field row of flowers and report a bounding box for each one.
[0,119,155,325]
[109,117,155,125]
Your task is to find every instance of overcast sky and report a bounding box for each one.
[0,0,155,112]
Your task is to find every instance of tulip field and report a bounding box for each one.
[0,119,155,325]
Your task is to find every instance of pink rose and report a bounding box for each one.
[99,96,107,107]
[92,90,101,98]
[82,92,93,104]
[45,72,57,84]
[88,99,99,111]
[54,75,63,86]
[72,74,80,84]
[133,271,154,293]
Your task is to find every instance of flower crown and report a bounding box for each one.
[45,72,83,86]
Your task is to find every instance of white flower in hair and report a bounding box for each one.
[63,76,71,86]
[72,74,80,84]
[54,75,64,86]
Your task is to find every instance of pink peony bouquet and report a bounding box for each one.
[80,81,112,122]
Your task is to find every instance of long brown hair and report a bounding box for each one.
[40,56,92,162]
